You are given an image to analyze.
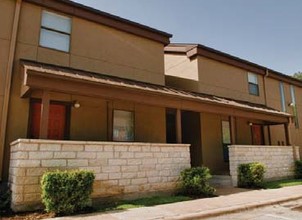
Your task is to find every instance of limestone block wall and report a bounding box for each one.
[9,139,190,212]
[229,145,300,186]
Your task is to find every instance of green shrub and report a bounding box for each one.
[41,170,95,215]
[179,166,215,197]
[294,160,302,179]
[238,162,265,188]
[0,184,11,214]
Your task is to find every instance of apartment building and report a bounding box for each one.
[165,44,299,173]
[1,0,300,210]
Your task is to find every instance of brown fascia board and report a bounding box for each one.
[166,43,302,87]
[24,0,172,45]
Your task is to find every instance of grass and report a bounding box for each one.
[263,179,302,189]
[96,195,192,212]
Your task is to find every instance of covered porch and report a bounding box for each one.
[6,59,292,179]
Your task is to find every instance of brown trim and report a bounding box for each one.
[24,0,171,45]
[23,71,290,124]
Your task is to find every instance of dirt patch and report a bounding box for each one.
[1,211,54,220]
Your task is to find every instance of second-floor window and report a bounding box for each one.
[290,85,299,128]
[279,82,286,112]
[39,11,71,52]
[248,72,259,96]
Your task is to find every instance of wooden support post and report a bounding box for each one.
[107,101,113,141]
[39,91,50,139]
[267,125,272,145]
[284,123,292,146]
[230,116,236,144]
[176,109,182,143]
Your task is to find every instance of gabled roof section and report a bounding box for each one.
[21,59,290,121]
[24,0,172,45]
[165,43,302,87]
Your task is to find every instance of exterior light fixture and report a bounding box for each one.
[248,122,253,126]
[289,102,295,107]
[73,100,80,108]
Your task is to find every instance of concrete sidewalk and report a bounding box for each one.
[52,185,302,220]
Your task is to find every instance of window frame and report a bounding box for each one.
[290,85,299,128]
[221,120,231,162]
[247,72,259,96]
[279,82,286,112]
[112,109,135,142]
[39,10,72,52]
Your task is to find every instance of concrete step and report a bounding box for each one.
[209,175,233,187]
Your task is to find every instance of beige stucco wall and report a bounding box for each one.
[197,57,265,104]
[229,145,300,186]
[200,113,228,174]
[16,2,165,85]
[9,139,190,212]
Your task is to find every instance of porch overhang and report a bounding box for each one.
[20,59,291,124]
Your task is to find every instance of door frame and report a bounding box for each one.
[27,98,71,140]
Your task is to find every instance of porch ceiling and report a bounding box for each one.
[20,59,291,124]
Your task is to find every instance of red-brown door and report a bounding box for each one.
[29,101,68,140]
[47,104,66,140]
[251,125,264,145]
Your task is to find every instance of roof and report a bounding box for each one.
[24,0,172,45]
[165,43,302,87]
[21,59,290,119]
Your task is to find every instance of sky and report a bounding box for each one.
[73,0,302,76]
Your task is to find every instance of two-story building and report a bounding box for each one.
[0,0,299,210]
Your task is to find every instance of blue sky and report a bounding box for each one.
[73,0,302,75]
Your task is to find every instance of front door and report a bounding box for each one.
[251,124,264,145]
[29,100,69,140]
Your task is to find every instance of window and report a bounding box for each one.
[248,73,259,96]
[222,120,231,162]
[279,82,286,112]
[39,11,71,52]
[113,110,134,141]
[290,85,299,128]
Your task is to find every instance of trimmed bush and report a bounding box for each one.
[179,166,215,197]
[294,160,302,179]
[0,185,11,214]
[238,162,265,188]
[41,170,95,215]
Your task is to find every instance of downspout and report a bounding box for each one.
[0,0,22,180]
[263,69,269,106]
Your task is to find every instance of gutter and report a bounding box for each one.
[0,0,22,180]
[263,69,269,106]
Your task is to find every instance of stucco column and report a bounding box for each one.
[39,90,50,139]
[284,123,292,146]
[176,109,182,143]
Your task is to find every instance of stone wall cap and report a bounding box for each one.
[228,145,296,148]
[10,139,190,147]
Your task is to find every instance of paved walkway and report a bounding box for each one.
[52,185,302,220]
